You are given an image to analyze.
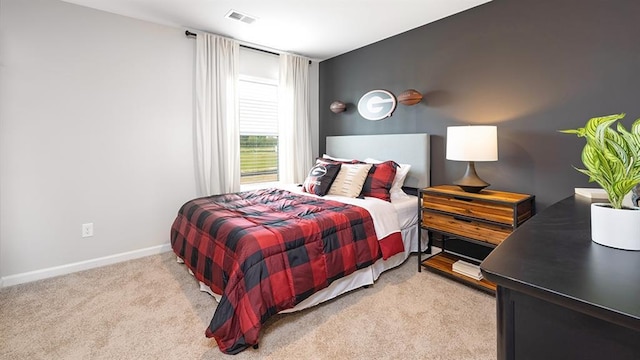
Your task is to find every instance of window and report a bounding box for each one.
[238,75,279,185]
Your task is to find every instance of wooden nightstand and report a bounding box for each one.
[418,185,535,292]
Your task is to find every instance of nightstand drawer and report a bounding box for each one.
[422,211,512,245]
[422,193,515,225]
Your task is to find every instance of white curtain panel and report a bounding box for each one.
[278,53,312,183]
[194,33,240,196]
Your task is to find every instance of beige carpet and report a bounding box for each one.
[0,252,496,359]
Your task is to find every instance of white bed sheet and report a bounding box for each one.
[392,194,419,230]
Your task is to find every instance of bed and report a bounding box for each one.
[171,133,430,354]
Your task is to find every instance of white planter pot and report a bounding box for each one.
[591,203,640,250]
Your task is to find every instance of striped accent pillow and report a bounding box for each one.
[327,163,373,198]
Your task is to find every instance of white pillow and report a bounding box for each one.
[390,187,411,201]
[327,163,373,198]
[364,158,411,197]
[322,153,357,162]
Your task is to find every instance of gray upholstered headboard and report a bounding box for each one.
[325,133,430,190]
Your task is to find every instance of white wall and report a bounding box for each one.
[0,0,321,286]
[0,0,196,282]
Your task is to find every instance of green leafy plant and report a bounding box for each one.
[560,113,640,209]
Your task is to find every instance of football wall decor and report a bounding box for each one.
[329,100,347,113]
[397,89,423,105]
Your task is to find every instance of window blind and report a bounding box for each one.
[238,77,278,136]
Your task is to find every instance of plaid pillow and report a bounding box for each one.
[360,161,398,202]
[303,162,342,196]
[364,157,411,200]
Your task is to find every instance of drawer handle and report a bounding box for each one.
[453,216,472,223]
[453,196,473,202]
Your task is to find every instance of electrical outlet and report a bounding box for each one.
[82,223,94,237]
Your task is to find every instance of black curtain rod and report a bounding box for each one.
[185,30,280,57]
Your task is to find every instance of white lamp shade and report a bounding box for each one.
[446,125,498,162]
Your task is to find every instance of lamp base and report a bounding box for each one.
[453,161,490,193]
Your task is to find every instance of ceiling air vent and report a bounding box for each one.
[225,10,257,24]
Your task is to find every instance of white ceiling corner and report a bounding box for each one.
[60,0,492,61]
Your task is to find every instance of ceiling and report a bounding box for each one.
[61,0,491,61]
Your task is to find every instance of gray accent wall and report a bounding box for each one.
[319,0,640,210]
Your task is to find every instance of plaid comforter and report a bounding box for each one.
[170,188,383,354]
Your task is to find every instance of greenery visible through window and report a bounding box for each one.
[240,135,278,184]
[238,76,279,184]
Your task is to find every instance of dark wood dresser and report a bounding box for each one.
[481,195,640,360]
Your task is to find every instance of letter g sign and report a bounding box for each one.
[357,89,397,121]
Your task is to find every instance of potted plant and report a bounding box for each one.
[561,113,640,250]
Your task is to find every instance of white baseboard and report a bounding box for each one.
[1,243,172,288]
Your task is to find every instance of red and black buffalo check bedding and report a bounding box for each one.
[170,188,389,354]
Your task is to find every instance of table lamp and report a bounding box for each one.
[446,125,498,193]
